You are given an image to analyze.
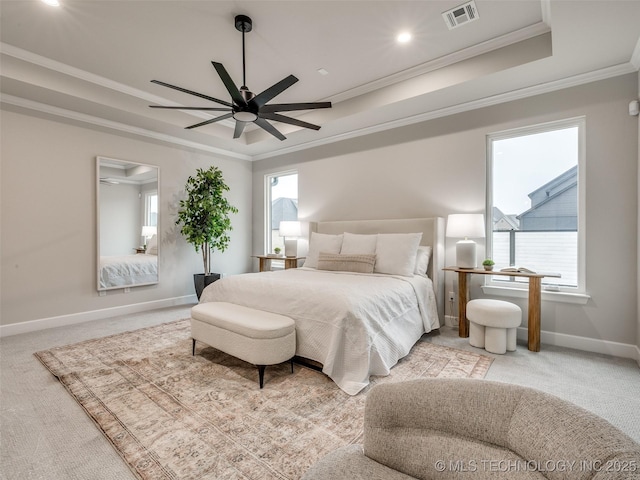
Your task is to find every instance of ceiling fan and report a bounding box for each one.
[150,15,332,141]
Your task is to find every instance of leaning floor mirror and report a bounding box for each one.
[96,156,159,291]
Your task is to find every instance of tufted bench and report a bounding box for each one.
[467,299,522,354]
[190,302,296,388]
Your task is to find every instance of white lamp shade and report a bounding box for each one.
[141,225,157,238]
[279,221,301,238]
[446,214,485,238]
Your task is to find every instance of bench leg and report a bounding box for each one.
[192,338,196,356]
[258,365,266,389]
[291,358,294,374]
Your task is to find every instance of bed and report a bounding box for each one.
[98,254,158,289]
[200,217,445,395]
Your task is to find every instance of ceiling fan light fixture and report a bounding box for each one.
[150,14,332,141]
[233,111,258,122]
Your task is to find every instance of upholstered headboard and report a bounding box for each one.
[309,217,445,324]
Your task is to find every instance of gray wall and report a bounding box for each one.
[1,110,252,328]
[252,73,639,349]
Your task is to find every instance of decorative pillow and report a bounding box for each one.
[340,232,377,254]
[317,252,376,274]
[303,232,343,268]
[146,234,158,255]
[414,245,433,276]
[374,233,423,276]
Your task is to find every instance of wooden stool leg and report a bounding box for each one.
[290,358,294,373]
[258,365,266,388]
[192,338,196,356]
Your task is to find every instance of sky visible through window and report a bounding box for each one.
[272,173,298,202]
[493,127,578,215]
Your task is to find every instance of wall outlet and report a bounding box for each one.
[124,287,131,293]
[448,291,455,302]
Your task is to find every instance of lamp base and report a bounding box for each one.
[456,240,477,269]
[284,238,298,257]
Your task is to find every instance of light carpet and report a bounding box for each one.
[35,319,492,480]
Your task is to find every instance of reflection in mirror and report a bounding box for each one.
[97,156,159,291]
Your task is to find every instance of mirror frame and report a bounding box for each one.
[96,156,160,291]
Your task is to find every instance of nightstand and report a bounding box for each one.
[134,247,146,254]
[252,255,305,272]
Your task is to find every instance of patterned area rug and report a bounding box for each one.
[35,319,492,480]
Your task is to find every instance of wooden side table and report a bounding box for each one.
[253,255,305,272]
[443,266,560,352]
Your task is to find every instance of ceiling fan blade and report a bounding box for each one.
[259,112,321,130]
[233,121,247,139]
[251,75,298,108]
[149,105,232,111]
[255,117,286,141]
[185,113,233,130]
[151,80,233,107]
[259,102,332,113]
[211,62,247,107]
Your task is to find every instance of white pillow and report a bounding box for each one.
[340,232,377,254]
[303,232,343,268]
[414,245,432,277]
[374,233,423,276]
[145,234,158,255]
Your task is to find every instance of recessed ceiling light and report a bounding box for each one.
[317,68,329,76]
[41,0,60,6]
[397,32,412,44]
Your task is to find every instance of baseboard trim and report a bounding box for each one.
[516,326,639,361]
[0,295,198,338]
[444,314,459,328]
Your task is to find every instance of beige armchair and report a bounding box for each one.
[302,379,640,480]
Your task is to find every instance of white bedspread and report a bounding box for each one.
[199,268,440,395]
[99,255,158,288]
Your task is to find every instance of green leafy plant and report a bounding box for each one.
[175,166,238,275]
[274,247,282,255]
[482,259,495,266]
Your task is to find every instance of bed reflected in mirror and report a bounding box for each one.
[97,156,159,291]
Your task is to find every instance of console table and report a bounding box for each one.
[253,255,305,272]
[443,267,560,352]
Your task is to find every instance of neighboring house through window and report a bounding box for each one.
[486,117,585,292]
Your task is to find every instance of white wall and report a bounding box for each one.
[253,73,639,352]
[1,110,253,329]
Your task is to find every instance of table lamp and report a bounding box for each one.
[141,225,157,248]
[446,214,485,269]
[279,221,301,257]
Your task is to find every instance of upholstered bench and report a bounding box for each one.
[467,299,522,354]
[190,302,296,388]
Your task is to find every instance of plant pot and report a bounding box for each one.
[483,265,494,271]
[194,273,221,300]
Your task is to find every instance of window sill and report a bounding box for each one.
[481,285,590,305]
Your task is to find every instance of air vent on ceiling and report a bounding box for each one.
[442,1,479,30]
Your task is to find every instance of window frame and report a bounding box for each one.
[264,169,298,254]
[484,116,587,296]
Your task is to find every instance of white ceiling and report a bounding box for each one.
[1,0,639,161]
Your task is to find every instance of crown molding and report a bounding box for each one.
[0,93,251,161]
[631,36,640,70]
[253,62,636,161]
[0,42,219,122]
[324,22,550,104]
[1,59,634,163]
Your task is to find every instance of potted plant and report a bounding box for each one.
[176,166,238,299]
[482,259,495,271]
[274,247,282,256]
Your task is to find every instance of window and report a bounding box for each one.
[144,191,158,227]
[486,118,585,291]
[265,171,298,253]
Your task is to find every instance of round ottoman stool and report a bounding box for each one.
[467,299,522,354]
